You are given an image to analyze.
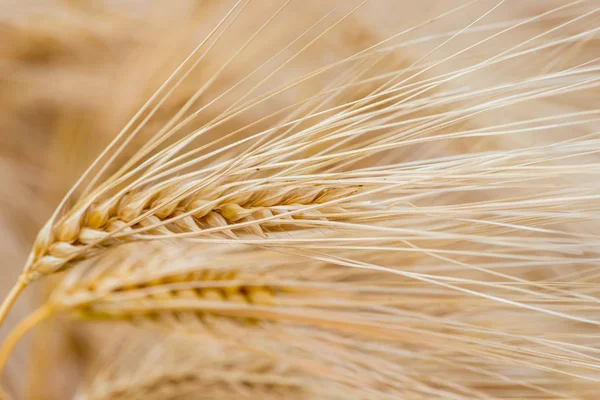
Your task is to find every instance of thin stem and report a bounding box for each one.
[0,304,55,375]
[0,275,28,330]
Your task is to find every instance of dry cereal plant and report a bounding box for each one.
[0,0,599,398]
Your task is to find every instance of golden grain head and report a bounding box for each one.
[1,0,600,398]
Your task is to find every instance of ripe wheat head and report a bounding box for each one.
[1,0,600,398]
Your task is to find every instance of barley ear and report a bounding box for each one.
[0,304,56,376]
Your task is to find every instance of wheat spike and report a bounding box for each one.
[80,331,481,399]
[0,0,597,313]
[2,241,600,398]
[31,182,365,274]
[75,335,317,400]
